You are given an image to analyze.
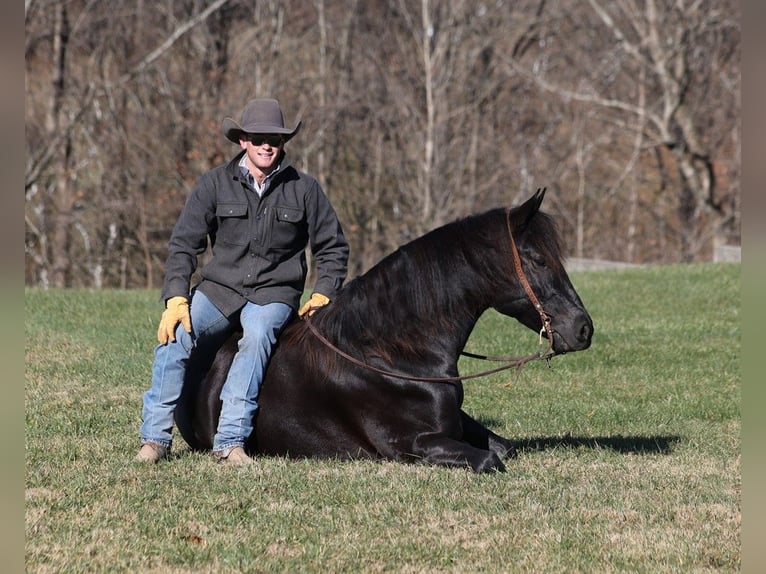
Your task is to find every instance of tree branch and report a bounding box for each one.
[25,0,235,191]
[116,0,234,86]
[504,55,665,142]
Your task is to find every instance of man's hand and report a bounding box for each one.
[298,293,330,318]
[157,296,192,344]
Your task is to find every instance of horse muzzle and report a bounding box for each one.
[549,312,593,354]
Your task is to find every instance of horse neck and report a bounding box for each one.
[337,241,496,360]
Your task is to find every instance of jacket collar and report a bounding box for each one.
[226,149,292,185]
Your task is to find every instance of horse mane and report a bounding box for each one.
[286,204,564,369]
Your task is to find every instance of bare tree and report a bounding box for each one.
[506,0,740,261]
[345,0,529,249]
[25,0,235,288]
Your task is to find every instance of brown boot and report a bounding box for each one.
[135,442,169,463]
[215,446,254,466]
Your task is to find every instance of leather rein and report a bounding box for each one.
[303,202,556,383]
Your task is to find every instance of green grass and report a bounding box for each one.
[25,263,740,573]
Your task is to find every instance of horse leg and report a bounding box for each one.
[411,433,506,473]
[460,410,517,460]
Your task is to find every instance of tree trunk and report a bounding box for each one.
[48,2,73,288]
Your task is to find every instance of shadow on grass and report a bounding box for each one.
[513,433,681,455]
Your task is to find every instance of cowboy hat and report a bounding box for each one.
[222,98,302,144]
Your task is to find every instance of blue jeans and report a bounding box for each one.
[140,290,293,453]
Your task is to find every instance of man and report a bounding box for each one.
[136,98,349,465]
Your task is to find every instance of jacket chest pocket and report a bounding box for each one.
[269,206,306,251]
[216,202,249,246]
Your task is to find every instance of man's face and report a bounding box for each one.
[240,133,284,175]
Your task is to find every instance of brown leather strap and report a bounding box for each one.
[304,317,543,382]
[505,203,555,353]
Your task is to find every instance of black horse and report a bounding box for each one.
[175,189,593,472]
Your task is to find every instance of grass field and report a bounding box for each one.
[25,263,740,573]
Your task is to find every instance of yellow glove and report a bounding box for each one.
[157,296,192,344]
[298,293,330,318]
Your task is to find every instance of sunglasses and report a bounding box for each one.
[247,134,284,147]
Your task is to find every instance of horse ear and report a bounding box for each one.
[512,187,546,231]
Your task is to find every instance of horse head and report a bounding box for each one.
[492,189,593,355]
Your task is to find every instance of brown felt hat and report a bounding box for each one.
[222,98,302,144]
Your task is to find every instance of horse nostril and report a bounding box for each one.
[579,321,593,343]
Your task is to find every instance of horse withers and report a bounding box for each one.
[175,189,593,473]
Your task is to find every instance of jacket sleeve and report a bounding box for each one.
[305,179,349,299]
[161,175,217,302]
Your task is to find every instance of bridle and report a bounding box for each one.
[504,196,556,358]
[304,197,556,383]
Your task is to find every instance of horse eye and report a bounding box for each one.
[521,248,546,268]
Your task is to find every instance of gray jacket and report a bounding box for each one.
[161,150,349,316]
